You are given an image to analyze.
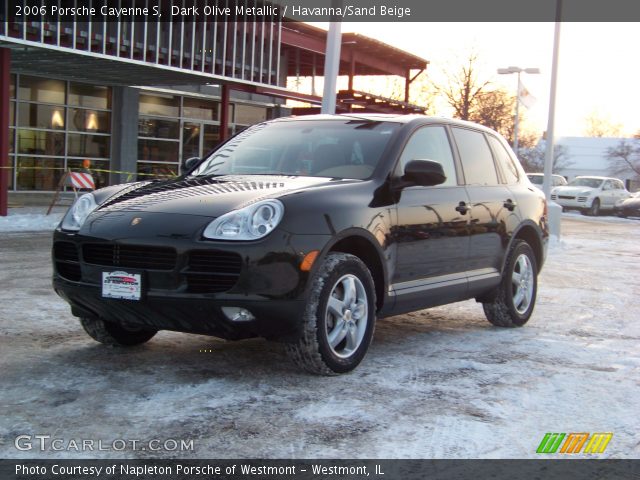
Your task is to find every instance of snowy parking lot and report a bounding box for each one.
[1,213,639,459]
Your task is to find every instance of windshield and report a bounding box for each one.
[190,119,401,180]
[527,174,543,185]
[568,177,603,188]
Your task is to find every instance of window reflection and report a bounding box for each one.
[69,109,111,133]
[17,129,65,156]
[18,104,66,129]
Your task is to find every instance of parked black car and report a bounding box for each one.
[614,192,640,218]
[52,114,548,374]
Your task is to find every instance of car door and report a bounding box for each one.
[613,179,630,204]
[391,125,471,311]
[451,128,517,286]
[601,180,617,208]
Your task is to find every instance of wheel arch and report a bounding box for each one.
[324,230,387,312]
[507,222,545,273]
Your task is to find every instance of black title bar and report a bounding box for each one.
[1,0,640,23]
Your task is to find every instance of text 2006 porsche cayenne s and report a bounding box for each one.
[53,114,548,375]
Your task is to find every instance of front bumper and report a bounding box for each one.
[52,211,331,341]
[550,194,591,209]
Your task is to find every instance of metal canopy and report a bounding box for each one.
[281,23,429,77]
[2,42,222,86]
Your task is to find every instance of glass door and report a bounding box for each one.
[181,122,220,171]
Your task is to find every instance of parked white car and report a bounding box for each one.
[551,176,631,216]
[527,173,568,190]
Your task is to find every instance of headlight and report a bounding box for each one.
[203,199,284,240]
[61,193,98,231]
[580,190,592,196]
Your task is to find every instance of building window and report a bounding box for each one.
[9,75,112,192]
[136,91,275,181]
[69,84,111,110]
[16,157,66,191]
[9,74,16,99]
[68,109,111,134]
[139,93,180,117]
[234,104,266,126]
[18,76,65,104]
[183,98,219,121]
[17,103,66,130]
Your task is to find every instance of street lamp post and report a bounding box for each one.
[497,66,540,156]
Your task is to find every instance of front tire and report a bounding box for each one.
[483,240,538,327]
[79,317,157,346]
[286,253,376,375]
[583,198,600,216]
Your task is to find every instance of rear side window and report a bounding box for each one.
[487,135,520,184]
[451,128,499,186]
[399,126,457,187]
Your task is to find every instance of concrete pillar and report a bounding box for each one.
[110,86,139,185]
[220,84,230,142]
[0,48,10,216]
[321,21,342,114]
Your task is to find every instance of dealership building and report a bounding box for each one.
[0,2,428,212]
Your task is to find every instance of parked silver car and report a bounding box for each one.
[526,173,567,190]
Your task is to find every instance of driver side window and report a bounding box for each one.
[399,126,457,187]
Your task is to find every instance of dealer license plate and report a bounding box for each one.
[102,271,142,300]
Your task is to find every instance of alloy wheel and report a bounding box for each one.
[325,274,369,358]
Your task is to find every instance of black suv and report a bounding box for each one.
[52,114,548,375]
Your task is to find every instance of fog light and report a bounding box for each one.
[221,307,255,322]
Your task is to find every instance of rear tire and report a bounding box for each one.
[483,240,537,327]
[286,253,376,375]
[79,317,157,346]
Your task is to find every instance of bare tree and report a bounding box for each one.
[434,53,491,121]
[468,88,514,135]
[607,139,640,180]
[519,143,572,173]
[584,111,623,137]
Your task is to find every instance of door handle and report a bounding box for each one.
[503,199,517,211]
[455,201,469,215]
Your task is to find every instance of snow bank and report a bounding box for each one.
[0,212,64,232]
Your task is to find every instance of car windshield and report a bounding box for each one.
[190,119,401,180]
[527,175,543,185]
[568,178,603,188]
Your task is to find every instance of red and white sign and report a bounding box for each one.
[69,172,95,190]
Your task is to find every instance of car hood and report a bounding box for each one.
[95,175,353,217]
[553,186,597,196]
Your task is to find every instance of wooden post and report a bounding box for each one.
[46,172,70,215]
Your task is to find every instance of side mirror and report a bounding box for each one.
[184,156,201,171]
[403,159,446,187]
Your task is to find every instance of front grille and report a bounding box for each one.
[53,241,81,281]
[550,194,557,200]
[185,250,242,293]
[83,244,177,270]
[54,241,79,262]
[577,196,588,202]
[559,195,575,200]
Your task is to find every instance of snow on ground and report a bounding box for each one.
[0,215,638,459]
[0,207,64,233]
